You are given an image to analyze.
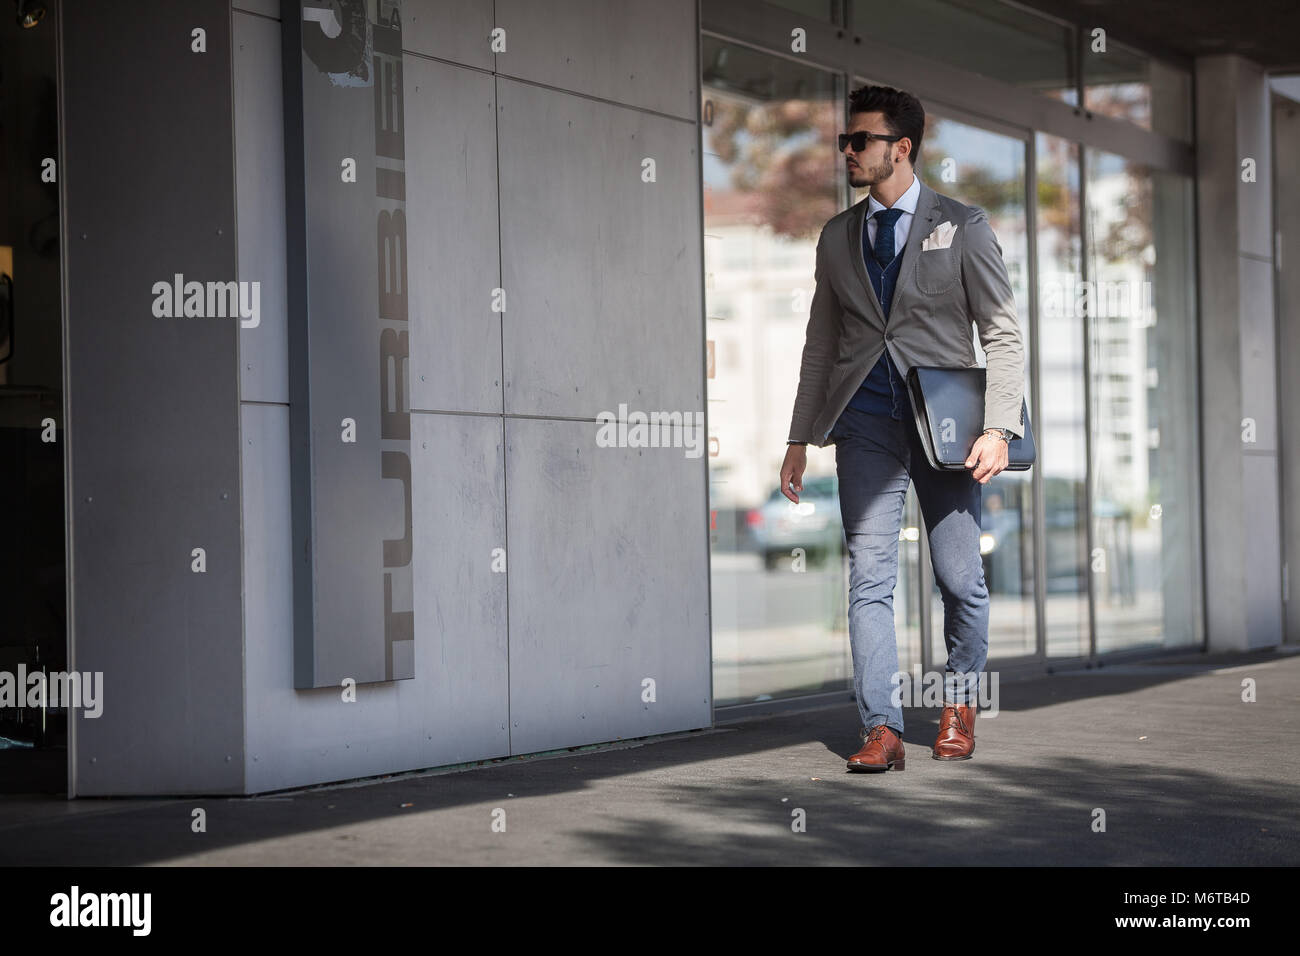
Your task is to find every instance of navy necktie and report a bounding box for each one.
[872,207,904,268]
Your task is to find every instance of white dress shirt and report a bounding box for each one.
[864,172,921,259]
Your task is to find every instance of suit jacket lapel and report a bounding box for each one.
[847,198,886,328]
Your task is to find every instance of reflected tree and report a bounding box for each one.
[704,96,841,241]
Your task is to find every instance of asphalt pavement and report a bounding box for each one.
[0,649,1296,865]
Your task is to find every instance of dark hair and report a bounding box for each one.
[848,85,925,166]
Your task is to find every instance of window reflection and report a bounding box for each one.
[766,0,836,20]
[1036,133,1090,657]
[1084,41,1192,140]
[703,39,868,706]
[702,30,1202,705]
[852,0,1076,104]
[910,113,1037,662]
[1085,151,1199,651]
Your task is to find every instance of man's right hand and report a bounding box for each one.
[780,444,808,503]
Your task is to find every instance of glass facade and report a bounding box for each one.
[1036,133,1091,658]
[703,0,1203,707]
[701,38,861,707]
[767,0,837,19]
[1084,39,1193,140]
[1084,151,1200,652]
[851,0,1076,103]
[911,112,1037,662]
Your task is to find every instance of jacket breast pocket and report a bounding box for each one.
[915,248,958,295]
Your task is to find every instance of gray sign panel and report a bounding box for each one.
[283,0,413,687]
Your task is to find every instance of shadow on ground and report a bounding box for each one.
[0,649,1294,865]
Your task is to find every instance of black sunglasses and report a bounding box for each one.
[837,130,903,152]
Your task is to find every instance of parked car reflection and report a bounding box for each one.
[748,475,843,569]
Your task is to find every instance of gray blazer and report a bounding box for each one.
[787,178,1026,447]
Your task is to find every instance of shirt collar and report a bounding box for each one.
[866,172,921,218]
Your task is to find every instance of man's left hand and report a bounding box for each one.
[965,433,1008,484]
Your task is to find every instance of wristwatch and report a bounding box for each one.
[983,427,1013,443]
[787,440,807,446]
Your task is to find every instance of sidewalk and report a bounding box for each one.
[1,649,1296,866]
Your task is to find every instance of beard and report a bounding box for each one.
[849,155,896,189]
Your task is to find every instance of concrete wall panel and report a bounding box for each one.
[1235,61,1273,260]
[1239,256,1277,452]
[1243,454,1284,648]
[404,57,502,415]
[235,11,290,404]
[242,404,510,792]
[504,417,711,755]
[495,0,697,120]
[62,0,245,795]
[404,0,496,71]
[498,79,703,421]
[228,0,708,791]
[1274,91,1300,644]
[1195,54,1283,651]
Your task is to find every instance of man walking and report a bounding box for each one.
[780,85,1025,772]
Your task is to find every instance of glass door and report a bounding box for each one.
[1036,133,1091,658]
[911,108,1039,665]
[1083,150,1200,653]
[701,37,870,707]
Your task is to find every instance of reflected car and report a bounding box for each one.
[748,475,843,569]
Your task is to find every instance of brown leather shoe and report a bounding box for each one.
[847,724,905,772]
[932,701,976,760]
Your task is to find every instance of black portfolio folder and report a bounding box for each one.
[905,365,1036,472]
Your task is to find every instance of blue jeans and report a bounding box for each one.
[828,404,989,735]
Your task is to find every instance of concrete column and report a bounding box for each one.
[1194,55,1283,651]
[62,0,245,794]
[1271,79,1300,645]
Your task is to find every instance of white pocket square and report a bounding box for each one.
[921,220,957,251]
